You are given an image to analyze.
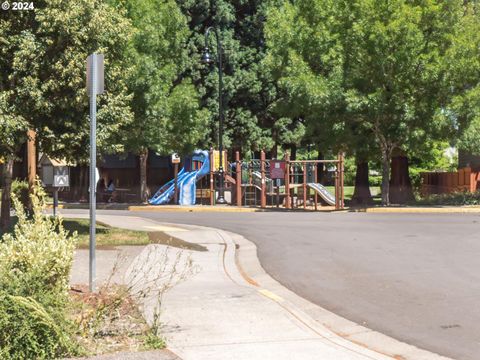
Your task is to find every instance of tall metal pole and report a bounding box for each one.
[89,54,97,293]
[215,28,226,204]
[204,27,227,204]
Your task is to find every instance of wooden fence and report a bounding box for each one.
[421,167,480,196]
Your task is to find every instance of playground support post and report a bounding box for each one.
[314,165,318,210]
[285,153,291,209]
[260,150,266,208]
[236,151,242,207]
[209,149,214,205]
[335,160,339,210]
[303,164,307,210]
[339,152,345,209]
[335,152,345,210]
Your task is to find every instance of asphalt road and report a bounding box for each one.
[66,210,480,360]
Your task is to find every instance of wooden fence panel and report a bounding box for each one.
[421,167,479,196]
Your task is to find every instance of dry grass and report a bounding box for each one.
[69,284,163,355]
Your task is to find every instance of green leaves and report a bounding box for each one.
[0,0,135,162]
[116,0,206,156]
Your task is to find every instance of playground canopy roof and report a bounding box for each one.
[38,154,75,167]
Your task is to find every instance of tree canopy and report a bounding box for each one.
[265,0,467,204]
[0,0,134,162]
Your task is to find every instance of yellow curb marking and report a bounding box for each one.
[365,207,480,213]
[258,289,284,302]
[143,225,188,232]
[128,206,261,213]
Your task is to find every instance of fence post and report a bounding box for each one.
[260,150,267,208]
[285,153,290,209]
[236,151,242,207]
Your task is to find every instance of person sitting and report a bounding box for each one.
[106,179,116,202]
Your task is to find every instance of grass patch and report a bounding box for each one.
[62,218,151,249]
[148,232,207,252]
[322,186,381,201]
[61,218,207,252]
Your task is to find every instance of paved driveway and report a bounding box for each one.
[64,210,480,360]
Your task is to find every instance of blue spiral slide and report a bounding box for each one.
[149,150,210,205]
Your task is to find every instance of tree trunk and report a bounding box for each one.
[139,149,149,203]
[317,150,325,183]
[290,144,297,160]
[352,160,373,205]
[1,156,14,231]
[271,144,278,159]
[79,165,88,202]
[381,150,391,206]
[389,155,415,204]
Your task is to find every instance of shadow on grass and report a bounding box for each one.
[62,218,111,237]
[148,232,208,252]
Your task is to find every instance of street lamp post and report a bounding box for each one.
[202,26,227,205]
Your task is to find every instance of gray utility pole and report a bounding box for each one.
[87,53,104,292]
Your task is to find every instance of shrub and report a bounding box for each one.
[0,185,77,296]
[0,292,77,360]
[0,184,79,358]
[417,191,480,206]
[10,180,29,211]
[369,175,382,187]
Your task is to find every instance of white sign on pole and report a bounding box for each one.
[171,153,181,164]
[87,54,105,96]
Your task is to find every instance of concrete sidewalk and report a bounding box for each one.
[69,214,452,360]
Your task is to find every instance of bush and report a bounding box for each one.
[369,175,382,187]
[10,180,29,211]
[0,184,79,358]
[0,185,77,296]
[417,191,480,206]
[0,292,77,360]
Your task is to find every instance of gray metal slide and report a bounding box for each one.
[307,183,336,206]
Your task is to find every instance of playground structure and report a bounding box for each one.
[149,149,345,210]
[149,150,210,205]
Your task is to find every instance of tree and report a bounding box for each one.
[1,0,134,204]
[442,2,480,156]
[1,0,134,162]
[0,117,27,230]
[265,0,464,205]
[177,0,283,155]
[113,0,209,202]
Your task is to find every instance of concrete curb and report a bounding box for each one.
[353,206,480,214]
[50,202,480,214]
[223,230,453,360]
[48,203,264,212]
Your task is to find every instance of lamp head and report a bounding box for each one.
[201,47,213,64]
